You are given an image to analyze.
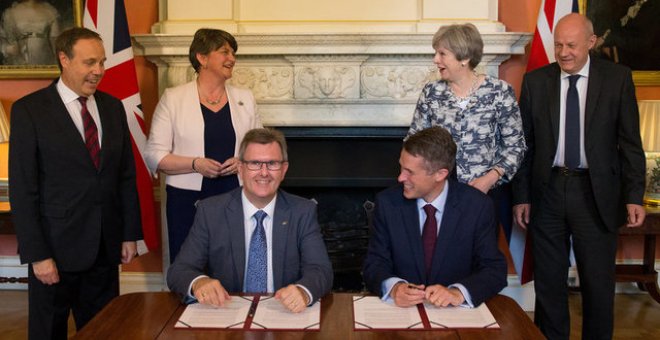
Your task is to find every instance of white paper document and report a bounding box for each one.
[175,296,253,329]
[352,296,424,329]
[424,303,500,329]
[251,296,321,330]
[352,296,500,330]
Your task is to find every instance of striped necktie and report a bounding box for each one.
[78,97,100,169]
[422,204,437,276]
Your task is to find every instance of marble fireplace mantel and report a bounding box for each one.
[133,32,532,127]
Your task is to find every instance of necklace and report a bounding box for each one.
[204,91,226,105]
[451,72,480,101]
[197,80,226,105]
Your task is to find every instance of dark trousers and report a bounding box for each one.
[531,170,617,340]
[489,182,513,243]
[166,185,202,263]
[27,251,118,340]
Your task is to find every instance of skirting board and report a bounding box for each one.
[0,256,168,293]
[0,256,26,290]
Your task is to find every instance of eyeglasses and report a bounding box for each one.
[242,160,286,171]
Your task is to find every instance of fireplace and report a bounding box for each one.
[279,127,406,291]
[133,29,531,292]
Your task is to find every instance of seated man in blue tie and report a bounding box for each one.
[167,128,333,312]
[363,126,507,308]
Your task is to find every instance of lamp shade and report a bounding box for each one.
[639,100,660,152]
[0,104,9,143]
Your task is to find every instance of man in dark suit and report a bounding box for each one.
[512,13,646,340]
[9,27,142,339]
[167,128,333,313]
[362,126,507,308]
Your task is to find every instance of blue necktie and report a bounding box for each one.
[245,210,267,293]
[565,74,581,170]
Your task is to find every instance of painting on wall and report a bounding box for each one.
[586,0,660,85]
[0,0,82,79]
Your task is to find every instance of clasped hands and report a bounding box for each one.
[192,277,310,313]
[391,282,464,308]
[194,157,239,178]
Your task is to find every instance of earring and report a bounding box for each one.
[461,63,466,67]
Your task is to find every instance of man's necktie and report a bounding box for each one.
[422,204,437,276]
[78,97,100,169]
[245,210,268,293]
[565,74,581,170]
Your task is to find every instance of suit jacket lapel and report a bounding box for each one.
[227,189,247,290]
[401,198,426,281]
[547,65,561,146]
[584,60,602,135]
[47,83,90,156]
[271,192,289,291]
[429,182,460,282]
[94,93,109,171]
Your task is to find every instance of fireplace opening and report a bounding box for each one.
[279,127,406,292]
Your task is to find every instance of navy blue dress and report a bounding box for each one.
[166,103,239,262]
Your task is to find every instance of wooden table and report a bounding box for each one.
[74,292,544,340]
[616,206,660,303]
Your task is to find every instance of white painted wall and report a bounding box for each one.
[157,0,502,33]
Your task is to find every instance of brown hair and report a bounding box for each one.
[239,128,289,161]
[188,28,238,72]
[403,126,456,174]
[54,27,102,71]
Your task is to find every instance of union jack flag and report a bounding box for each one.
[526,0,580,71]
[83,0,158,253]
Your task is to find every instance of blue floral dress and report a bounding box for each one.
[407,75,526,187]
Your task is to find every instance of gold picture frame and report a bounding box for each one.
[0,0,83,79]
[633,71,660,87]
[584,0,660,86]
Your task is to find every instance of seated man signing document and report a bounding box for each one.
[363,127,506,308]
[167,128,333,312]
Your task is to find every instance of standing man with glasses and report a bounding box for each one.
[9,27,142,339]
[167,128,333,312]
[512,13,646,340]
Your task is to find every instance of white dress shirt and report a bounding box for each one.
[56,79,103,147]
[553,57,590,168]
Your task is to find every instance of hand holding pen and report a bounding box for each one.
[391,282,426,307]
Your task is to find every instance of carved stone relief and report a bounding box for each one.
[361,65,437,99]
[230,67,294,99]
[134,32,531,126]
[295,65,358,99]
